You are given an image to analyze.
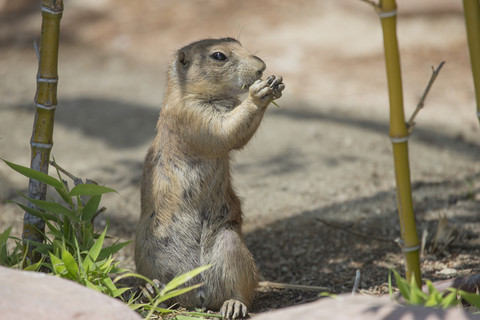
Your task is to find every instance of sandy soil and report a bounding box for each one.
[1,0,480,315]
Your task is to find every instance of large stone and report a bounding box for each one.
[0,266,141,320]
[252,295,480,320]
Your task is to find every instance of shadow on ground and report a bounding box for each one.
[247,174,480,313]
[9,98,480,159]
[271,106,480,161]
[9,98,159,148]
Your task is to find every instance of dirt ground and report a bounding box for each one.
[1,0,480,316]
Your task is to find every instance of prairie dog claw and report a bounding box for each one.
[220,299,248,320]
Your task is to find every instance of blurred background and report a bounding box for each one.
[1,0,479,311]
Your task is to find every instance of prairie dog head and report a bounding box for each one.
[171,38,266,99]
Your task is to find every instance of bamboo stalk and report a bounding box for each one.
[462,0,480,123]
[378,0,421,287]
[23,0,63,263]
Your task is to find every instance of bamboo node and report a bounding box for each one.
[35,102,57,111]
[31,142,53,150]
[390,135,409,144]
[37,77,58,83]
[378,9,397,19]
[41,5,63,15]
[402,244,421,253]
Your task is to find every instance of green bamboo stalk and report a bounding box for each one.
[378,0,421,286]
[462,0,480,123]
[23,0,63,263]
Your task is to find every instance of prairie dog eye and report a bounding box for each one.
[211,52,228,61]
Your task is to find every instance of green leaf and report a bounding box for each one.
[55,186,74,209]
[114,272,152,287]
[24,259,43,272]
[161,265,212,295]
[2,159,64,189]
[145,283,204,320]
[81,195,101,221]
[0,227,13,266]
[100,275,131,298]
[49,158,74,207]
[0,227,12,246]
[29,240,53,256]
[270,100,281,108]
[108,265,129,276]
[49,252,66,276]
[128,303,149,311]
[97,256,115,274]
[408,272,426,305]
[62,247,79,280]
[21,195,77,221]
[391,269,410,302]
[0,248,7,266]
[175,316,205,320]
[129,303,172,313]
[73,238,87,278]
[183,311,223,319]
[69,184,116,197]
[388,270,394,298]
[12,202,57,222]
[82,256,93,273]
[89,227,106,261]
[44,219,61,236]
[424,280,441,307]
[425,280,436,295]
[459,290,480,308]
[157,283,203,304]
[101,275,117,292]
[84,278,99,291]
[441,290,460,309]
[98,240,132,261]
[109,286,131,299]
[83,227,106,272]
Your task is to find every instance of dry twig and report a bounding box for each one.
[258,281,328,292]
[50,160,104,216]
[352,269,362,295]
[316,218,396,243]
[50,160,82,185]
[407,61,445,133]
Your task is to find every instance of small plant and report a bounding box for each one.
[48,227,130,298]
[0,226,41,271]
[127,265,216,320]
[3,159,126,257]
[389,268,480,310]
[2,159,131,294]
[1,159,215,319]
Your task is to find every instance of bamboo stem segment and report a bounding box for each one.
[462,0,480,123]
[23,0,63,263]
[378,0,421,287]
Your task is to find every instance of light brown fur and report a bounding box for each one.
[135,38,284,319]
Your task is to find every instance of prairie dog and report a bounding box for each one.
[135,38,285,319]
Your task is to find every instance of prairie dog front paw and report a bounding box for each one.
[249,75,285,108]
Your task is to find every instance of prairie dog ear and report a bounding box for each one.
[178,51,189,67]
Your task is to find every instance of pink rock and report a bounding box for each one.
[0,266,141,320]
[252,295,480,320]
